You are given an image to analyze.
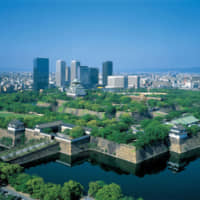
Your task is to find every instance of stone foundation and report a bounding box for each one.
[170,133,200,154]
[9,142,60,165]
[90,136,168,164]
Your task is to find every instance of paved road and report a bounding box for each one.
[81,196,95,200]
[1,186,35,200]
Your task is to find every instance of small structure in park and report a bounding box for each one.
[169,124,188,143]
[170,115,199,127]
[66,79,86,97]
[7,120,25,145]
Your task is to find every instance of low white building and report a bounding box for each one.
[128,75,140,89]
[106,75,127,89]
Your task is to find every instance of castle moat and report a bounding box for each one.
[24,150,200,200]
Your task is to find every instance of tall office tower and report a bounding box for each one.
[106,75,127,89]
[128,75,140,89]
[56,60,66,87]
[89,68,99,87]
[33,58,49,91]
[79,66,90,88]
[102,61,113,86]
[65,66,71,85]
[70,60,80,83]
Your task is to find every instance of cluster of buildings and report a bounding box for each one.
[148,73,200,89]
[0,72,32,93]
[33,57,140,94]
[56,59,99,89]
[0,58,200,93]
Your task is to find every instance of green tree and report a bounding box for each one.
[0,162,23,183]
[8,173,31,193]
[95,183,123,200]
[70,126,85,139]
[120,96,132,104]
[88,181,105,197]
[43,183,62,200]
[26,177,45,198]
[61,180,84,200]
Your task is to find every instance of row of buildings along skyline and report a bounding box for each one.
[33,57,140,91]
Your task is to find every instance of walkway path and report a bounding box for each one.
[2,186,36,200]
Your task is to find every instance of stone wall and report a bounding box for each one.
[135,142,169,163]
[89,136,136,162]
[57,139,71,154]
[0,128,12,138]
[9,143,60,165]
[170,133,200,154]
[90,136,168,164]
[25,129,51,141]
[0,128,15,146]
[71,137,90,155]
[57,136,90,155]
[64,108,105,119]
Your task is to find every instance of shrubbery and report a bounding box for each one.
[0,162,141,200]
[88,181,143,200]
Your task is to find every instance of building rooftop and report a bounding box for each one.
[171,115,199,126]
[35,121,63,129]
[62,123,76,129]
[8,120,24,129]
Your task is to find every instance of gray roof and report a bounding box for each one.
[35,121,63,129]
[9,119,24,125]
[62,123,76,128]
[8,120,24,128]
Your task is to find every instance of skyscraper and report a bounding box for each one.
[71,60,80,83]
[56,60,66,87]
[89,68,99,87]
[102,61,113,86]
[65,66,71,85]
[33,58,49,91]
[79,66,90,88]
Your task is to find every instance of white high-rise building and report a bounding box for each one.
[71,60,80,83]
[106,75,127,89]
[128,75,140,89]
[56,60,66,87]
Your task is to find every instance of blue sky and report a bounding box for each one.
[0,0,200,73]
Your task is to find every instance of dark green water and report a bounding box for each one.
[25,150,200,200]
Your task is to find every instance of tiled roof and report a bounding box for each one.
[171,116,199,125]
[35,121,63,129]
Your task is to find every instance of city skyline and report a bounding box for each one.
[0,0,200,73]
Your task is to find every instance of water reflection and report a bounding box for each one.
[23,148,200,177]
[168,147,200,172]
[21,151,191,176]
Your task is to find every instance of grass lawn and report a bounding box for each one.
[0,111,40,118]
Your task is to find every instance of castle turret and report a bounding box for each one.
[8,120,25,146]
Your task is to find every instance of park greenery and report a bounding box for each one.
[0,162,141,200]
[88,181,143,200]
[0,88,199,148]
[134,119,170,149]
[187,125,200,136]
[0,193,18,200]
[63,127,85,139]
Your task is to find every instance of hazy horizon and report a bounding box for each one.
[1,65,200,74]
